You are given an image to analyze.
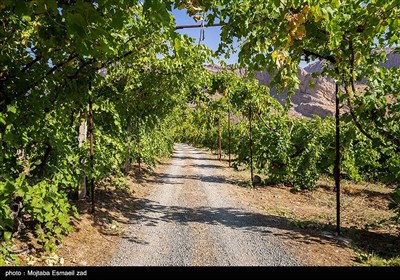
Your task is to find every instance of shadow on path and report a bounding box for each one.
[94,145,400,261]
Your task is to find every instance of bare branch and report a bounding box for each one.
[302,49,336,64]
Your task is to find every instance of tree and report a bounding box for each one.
[179,0,400,233]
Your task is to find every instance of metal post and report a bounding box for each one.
[334,82,341,236]
[249,106,254,186]
[218,117,222,160]
[228,109,231,167]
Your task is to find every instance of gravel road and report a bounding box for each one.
[109,144,301,266]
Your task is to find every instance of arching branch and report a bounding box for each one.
[302,49,336,64]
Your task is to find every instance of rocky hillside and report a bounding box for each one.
[382,48,400,69]
[266,49,400,118]
[255,66,336,118]
[207,49,400,118]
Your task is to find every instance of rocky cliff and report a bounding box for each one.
[255,66,336,118]
[257,49,399,118]
[206,49,399,118]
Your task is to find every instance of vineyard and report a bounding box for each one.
[1,0,399,266]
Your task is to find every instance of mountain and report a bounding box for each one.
[383,49,400,69]
[255,66,336,118]
[205,49,400,118]
[257,49,400,118]
[304,60,327,74]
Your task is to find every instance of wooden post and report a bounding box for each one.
[89,96,95,214]
[249,106,254,186]
[78,112,87,199]
[334,82,341,236]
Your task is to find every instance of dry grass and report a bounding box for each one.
[55,168,155,266]
[8,151,399,267]
[226,170,400,266]
[6,165,156,266]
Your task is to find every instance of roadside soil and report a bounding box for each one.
[11,144,398,266]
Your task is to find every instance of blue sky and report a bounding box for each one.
[173,9,239,65]
[172,9,310,68]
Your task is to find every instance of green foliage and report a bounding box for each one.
[389,188,400,223]
[179,0,400,220]
[0,182,13,242]
[356,252,400,266]
[0,244,19,266]
[178,74,397,192]
[0,0,213,253]
[21,179,75,251]
[1,0,400,254]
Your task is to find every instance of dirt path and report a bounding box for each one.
[109,144,300,266]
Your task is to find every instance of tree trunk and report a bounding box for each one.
[89,97,95,214]
[78,113,87,200]
[249,106,254,187]
[334,82,341,236]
